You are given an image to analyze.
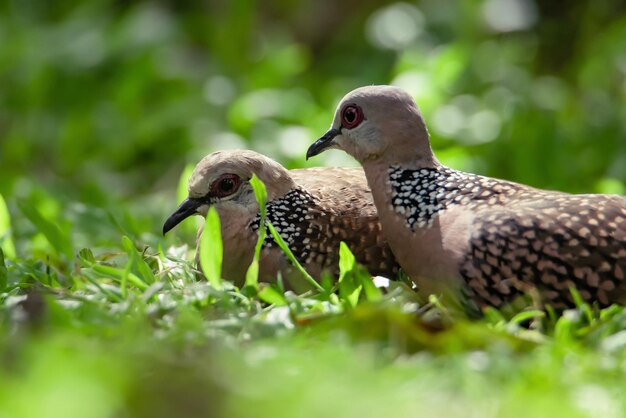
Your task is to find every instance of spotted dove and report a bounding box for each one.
[163,149,398,288]
[307,85,626,311]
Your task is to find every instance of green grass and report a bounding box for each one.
[2,178,626,418]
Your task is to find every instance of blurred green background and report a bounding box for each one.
[2,0,625,232]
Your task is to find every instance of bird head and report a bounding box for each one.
[163,149,294,235]
[306,85,436,167]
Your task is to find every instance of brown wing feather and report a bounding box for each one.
[290,167,399,278]
[461,193,626,308]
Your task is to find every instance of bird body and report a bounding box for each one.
[307,85,626,310]
[163,150,398,288]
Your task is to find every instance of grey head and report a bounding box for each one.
[307,85,437,167]
[163,149,294,235]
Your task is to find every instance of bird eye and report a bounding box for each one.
[210,174,241,198]
[341,104,364,129]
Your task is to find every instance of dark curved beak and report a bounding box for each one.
[162,198,203,235]
[306,128,340,160]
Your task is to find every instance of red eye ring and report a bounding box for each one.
[210,173,241,198]
[341,104,364,129]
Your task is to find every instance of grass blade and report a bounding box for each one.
[267,221,323,292]
[245,174,268,289]
[0,194,16,259]
[90,264,149,291]
[121,253,132,299]
[245,175,320,293]
[199,207,223,289]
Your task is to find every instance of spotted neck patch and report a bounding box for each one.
[249,186,316,262]
[388,165,516,230]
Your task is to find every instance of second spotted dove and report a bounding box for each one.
[163,149,398,289]
[307,85,626,312]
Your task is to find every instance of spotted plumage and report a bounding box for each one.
[163,150,399,288]
[250,182,397,276]
[388,165,626,308]
[307,85,626,312]
[249,187,317,263]
[388,165,524,229]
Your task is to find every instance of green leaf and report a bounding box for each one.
[482,306,506,325]
[337,242,382,306]
[337,242,360,308]
[345,286,361,308]
[258,285,287,306]
[245,174,268,289]
[78,248,96,264]
[121,236,156,285]
[0,194,16,259]
[338,242,356,283]
[246,259,260,289]
[199,207,223,289]
[553,313,576,343]
[18,200,73,259]
[135,251,156,285]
